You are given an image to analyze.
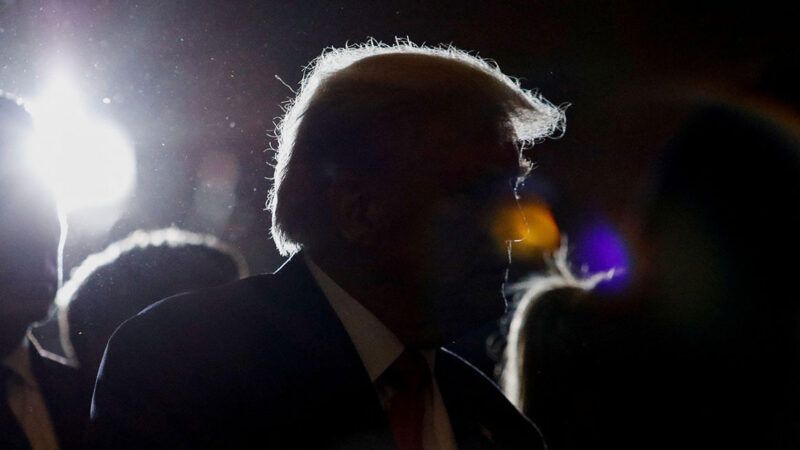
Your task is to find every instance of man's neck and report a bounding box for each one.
[307,251,444,348]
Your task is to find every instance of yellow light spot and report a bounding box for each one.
[493,201,560,258]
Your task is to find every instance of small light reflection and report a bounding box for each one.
[191,150,240,234]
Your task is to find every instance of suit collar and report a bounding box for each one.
[436,349,497,449]
[271,253,397,449]
[304,254,406,382]
[273,255,525,449]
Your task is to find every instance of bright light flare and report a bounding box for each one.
[26,72,135,212]
[494,201,561,258]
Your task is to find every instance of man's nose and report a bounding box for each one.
[507,201,562,255]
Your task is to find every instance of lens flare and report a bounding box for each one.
[494,201,560,258]
[25,72,136,212]
[572,220,630,292]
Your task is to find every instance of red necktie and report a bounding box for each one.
[379,350,431,450]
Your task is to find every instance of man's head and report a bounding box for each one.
[59,227,248,376]
[268,40,564,346]
[0,93,60,357]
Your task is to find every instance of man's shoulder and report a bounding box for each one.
[112,275,262,342]
[104,255,334,372]
[89,256,371,449]
[135,274,275,322]
[125,255,315,330]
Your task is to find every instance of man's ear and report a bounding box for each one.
[327,176,384,245]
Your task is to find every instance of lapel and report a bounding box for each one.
[436,348,545,450]
[435,348,497,450]
[268,254,396,449]
[28,340,89,450]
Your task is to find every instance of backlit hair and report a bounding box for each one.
[501,244,614,411]
[57,227,248,366]
[268,38,566,256]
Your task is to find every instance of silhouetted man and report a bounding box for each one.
[1,94,85,449]
[90,41,565,449]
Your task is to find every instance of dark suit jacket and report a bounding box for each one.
[28,339,91,450]
[89,254,544,449]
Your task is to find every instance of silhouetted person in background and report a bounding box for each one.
[501,96,800,450]
[634,101,800,449]
[57,227,247,398]
[628,58,800,449]
[89,40,565,449]
[1,93,85,449]
[500,246,619,450]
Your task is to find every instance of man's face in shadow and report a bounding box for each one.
[0,175,60,355]
[367,122,526,346]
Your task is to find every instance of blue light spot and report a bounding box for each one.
[573,221,630,292]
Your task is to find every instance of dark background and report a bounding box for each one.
[1,0,796,283]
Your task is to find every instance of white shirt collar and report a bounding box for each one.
[305,255,435,381]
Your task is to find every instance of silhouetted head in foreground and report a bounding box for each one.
[268,40,565,347]
[0,93,60,358]
[58,227,247,376]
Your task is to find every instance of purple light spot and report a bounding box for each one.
[573,221,630,292]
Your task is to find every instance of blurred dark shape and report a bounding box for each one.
[58,227,247,383]
[635,103,800,449]
[758,52,800,112]
[1,93,84,449]
[502,102,800,450]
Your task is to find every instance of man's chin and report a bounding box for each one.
[422,287,505,343]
